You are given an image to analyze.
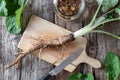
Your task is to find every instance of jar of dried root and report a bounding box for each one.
[53,0,85,21]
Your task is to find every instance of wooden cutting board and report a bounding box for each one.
[18,15,101,72]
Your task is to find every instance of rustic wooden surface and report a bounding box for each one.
[0,0,120,80]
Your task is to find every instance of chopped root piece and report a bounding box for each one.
[5,33,75,69]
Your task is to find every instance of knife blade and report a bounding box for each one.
[39,48,83,80]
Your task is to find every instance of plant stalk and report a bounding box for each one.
[89,0,104,26]
[91,30,120,40]
[96,18,120,27]
[73,25,92,38]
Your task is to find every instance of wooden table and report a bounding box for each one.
[0,0,120,80]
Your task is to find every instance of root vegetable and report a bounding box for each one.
[5,34,75,69]
[6,0,120,69]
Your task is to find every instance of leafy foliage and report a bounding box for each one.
[115,6,120,17]
[0,0,7,16]
[15,0,24,27]
[104,52,120,80]
[68,73,94,80]
[68,73,82,80]
[97,0,118,12]
[0,0,25,34]
[5,0,20,16]
[6,15,21,34]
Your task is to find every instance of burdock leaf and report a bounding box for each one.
[0,0,7,16]
[68,73,94,80]
[97,0,119,12]
[68,73,82,80]
[104,52,120,80]
[6,0,25,34]
[115,6,120,17]
[6,15,21,34]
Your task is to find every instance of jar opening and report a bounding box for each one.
[54,0,85,21]
[58,0,81,17]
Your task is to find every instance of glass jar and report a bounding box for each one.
[53,0,85,21]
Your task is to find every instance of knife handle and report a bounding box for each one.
[39,73,52,80]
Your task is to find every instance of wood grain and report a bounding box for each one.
[82,1,98,75]
[0,17,21,80]
[20,0,55,80]
[0,0,120,80]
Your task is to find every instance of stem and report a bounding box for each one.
[94,16,106,25]
[73,10,120,39]
[73,17,120,39]
[95,18,120,27]
[89,0,104,26]
[73,16,106,38]
[73,25,92,38]
[91,30,120,40]
[24,0,29,7]
[102,9,115,17]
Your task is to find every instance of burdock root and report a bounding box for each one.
[5,33,75,69]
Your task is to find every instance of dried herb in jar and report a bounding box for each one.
[58,0,81,16]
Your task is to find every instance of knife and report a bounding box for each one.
[39,48,83,80]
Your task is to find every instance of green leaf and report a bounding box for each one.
[18,0,24,6]
[0,0,7,16]
[5,0,20,16]
[5,0,25,34]
[97,0,119,12]
[105,13,114,19]
[115,6,120,17]
[15,0,24,31]
[104,52,120,80]
[81,74,94,80]
[68,73,94,80]
[68,73,82,80]
[0,0,25,16]
[6,15,21,34]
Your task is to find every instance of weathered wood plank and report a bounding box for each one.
[0,17,21,80]
[1,0,120,80]
[20,0,55,80]
[95,21,120,80]
[82,1,98,74]
[0,17,3,80]
[0,0,55,80]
